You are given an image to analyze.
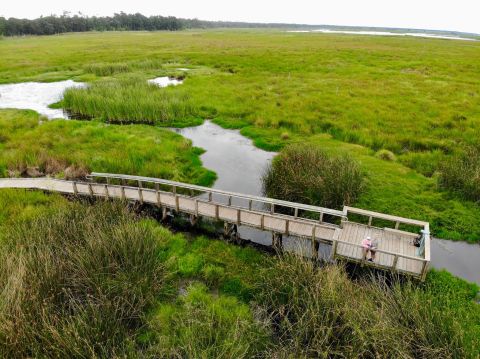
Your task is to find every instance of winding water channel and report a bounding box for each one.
[177,121,480,285]
[0,80,479,284]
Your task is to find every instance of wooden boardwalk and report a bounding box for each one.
[0,173,431,279]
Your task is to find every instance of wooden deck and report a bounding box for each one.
[0,173,431,279]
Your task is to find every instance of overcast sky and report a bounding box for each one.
[1,0,479,34]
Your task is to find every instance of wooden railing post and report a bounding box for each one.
[72,181,78,195]
[271,203,275,214]
[392,255,398,270]
[368,216,373,226]
[319,212,324,223]
[248,200,253,211]
[208,192,212,202]
[228,196,232,206]
[138,188,143,203]
[331,240,338,260]
[104,184,109,199]
[121,186,126,200]
[294,207,298,218]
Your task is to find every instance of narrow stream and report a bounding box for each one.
[1,80,478,284]
[177,120,480,285]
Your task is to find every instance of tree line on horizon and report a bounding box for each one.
[0,12,301,36]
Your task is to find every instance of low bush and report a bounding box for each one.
[375,148,396,161]
[438,146,480,202]
[0,202,167,358]
[262,143,365,209]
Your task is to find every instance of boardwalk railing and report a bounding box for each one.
[89,172,347,223]
[342,206,431,279]
[0,174,431,279]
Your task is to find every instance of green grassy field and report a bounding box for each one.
[1,30,480,240]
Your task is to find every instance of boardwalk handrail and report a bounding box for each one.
[344,205,431,270]
[89,172,347,220]
[332,238,428,275]
[0,176,432,279]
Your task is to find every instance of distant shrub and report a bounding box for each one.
[0,202,166,357]
[375,149,396,161]
[439,146,480,202]
[280,131,290,140]
[262,144,365,209]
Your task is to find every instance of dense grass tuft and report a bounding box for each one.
[439,146,480,202]
[0,201,167,358]
[256,254,480,358]
[63,76,200,127]
[147,282,270,358]
[262,143,365,209]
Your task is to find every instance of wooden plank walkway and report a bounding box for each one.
[0,173,431,279]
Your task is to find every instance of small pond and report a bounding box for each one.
[148,77,183,87]
[0,80,85,119]
[0,77,183,119]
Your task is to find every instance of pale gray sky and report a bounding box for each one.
[1,0,479,34]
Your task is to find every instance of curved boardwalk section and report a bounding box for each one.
[0,173,431,279]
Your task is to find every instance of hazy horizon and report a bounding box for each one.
[1,0,479,35]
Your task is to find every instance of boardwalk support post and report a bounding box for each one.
[72,182,78,196]
[272,232,283,251]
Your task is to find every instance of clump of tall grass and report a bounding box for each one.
[439,146,480,202]
[63,76,199,126]
[0,201,166,358]
[147,282,270,358]
[83,62,130,76]
[256,254,479,358]
[262,143,365,209]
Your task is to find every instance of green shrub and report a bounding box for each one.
[0,202,166,358]
[439,146,480,202]
[262,143,365,209]
[375,148,396,161]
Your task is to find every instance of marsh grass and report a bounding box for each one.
[0,109,215,185]
[0,201,167,358]
[262,143,365,210]
[63,75,200,126]
[257,254,480,358]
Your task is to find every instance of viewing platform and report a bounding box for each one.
[0,173,431,279]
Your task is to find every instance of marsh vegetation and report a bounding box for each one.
[0,201,478,358]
